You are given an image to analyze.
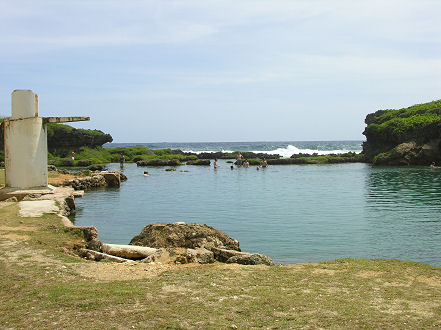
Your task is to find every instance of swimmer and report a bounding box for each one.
[430,162,436,169]
[256,166,260,170]
[230,165,234,170]
[236,152,243,167]
[214,158,218,169]
[143,171,150,176]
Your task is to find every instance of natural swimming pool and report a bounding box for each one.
[73,161,441,265]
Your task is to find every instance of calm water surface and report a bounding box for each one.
[73,162,441,265]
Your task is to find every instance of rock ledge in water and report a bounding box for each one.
[129,222,274,266]
[130,222,241,251]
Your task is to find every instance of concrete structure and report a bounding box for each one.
[3,90,89,189]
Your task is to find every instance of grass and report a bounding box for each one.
[0,198,441,328]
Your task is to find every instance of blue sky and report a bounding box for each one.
[0,0,440,142]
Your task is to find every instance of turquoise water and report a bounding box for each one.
[73,161,441,266]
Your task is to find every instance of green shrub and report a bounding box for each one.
[60,158,74,167]
[77,160,93,166]
[365,100,441,138]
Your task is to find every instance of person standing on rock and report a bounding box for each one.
[71,151,75,161]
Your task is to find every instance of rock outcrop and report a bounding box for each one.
[136,159,182,167]
[362,100,441,165]
[129,222,274,266]
[63,171,126,190]
[186,159,211,166]
[46,123,113,150]
[130,222,241,251]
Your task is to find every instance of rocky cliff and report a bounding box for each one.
[362,100,441,165]
[0,122,112,152]
[46,123,113,151]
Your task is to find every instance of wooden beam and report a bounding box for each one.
[43,117,90,124]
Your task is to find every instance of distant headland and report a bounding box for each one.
[1,99,439,167]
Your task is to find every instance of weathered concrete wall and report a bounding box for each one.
[11,90,38,119]
[4,117,48,188]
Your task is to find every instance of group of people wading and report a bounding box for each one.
[213,152,268,170]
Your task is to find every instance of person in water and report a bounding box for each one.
[214,158,218,169]
[236,152,243,166]
[243,159,250,168]
[430,162,436,169]
[230,165,234,170]
[143,171,149,176]
[260,158,268,168]
[120,153,125,167]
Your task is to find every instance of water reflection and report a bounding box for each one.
[364,166,441,265]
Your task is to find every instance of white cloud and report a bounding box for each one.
[1,0,440,55]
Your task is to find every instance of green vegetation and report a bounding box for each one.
[367,100,441,125]
[46,123,108,138]
[372,152,392,165]
[48,147,112,167]
[0,203,440,328]
[47,147,365,168]
[269,152,365,165]
[364,100,441,139]
[47,146,198,167]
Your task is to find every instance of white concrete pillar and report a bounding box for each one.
[11,90,38,119]
[5,90,48,189]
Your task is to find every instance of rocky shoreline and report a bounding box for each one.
[79,222,274,266]
[5,169,275,267]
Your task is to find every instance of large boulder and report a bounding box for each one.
[102,172,120,187]
[129,222,275,266]
[130,222,241,251]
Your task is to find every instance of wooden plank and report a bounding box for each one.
[43,116,90,124]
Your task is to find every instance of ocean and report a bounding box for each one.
[72,141,441,266]
[105,140,363,158]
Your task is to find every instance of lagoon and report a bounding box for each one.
[73,161,441,266]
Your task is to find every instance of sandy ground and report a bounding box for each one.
[18,200,59,217]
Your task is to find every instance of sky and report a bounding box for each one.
[0,0,440,142]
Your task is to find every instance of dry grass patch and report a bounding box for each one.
[48,172,78,186]
[1,233,31,241]
[0,225,39,232]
